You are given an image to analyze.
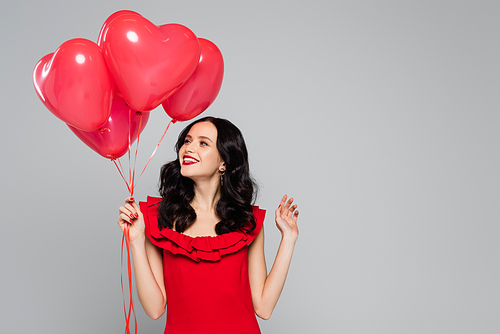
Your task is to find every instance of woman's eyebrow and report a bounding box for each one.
[198,136,214,143]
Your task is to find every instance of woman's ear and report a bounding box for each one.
[219,162,226,172]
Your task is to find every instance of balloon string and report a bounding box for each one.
[118,108,137,334]
[130,113,143,194]
[127,107,133,196]
[113,159,132,195]
[137,118,177,182]
[115,158,131,194]
[115,117,176,334]
[98,131,132,194]
[121,224,137,334]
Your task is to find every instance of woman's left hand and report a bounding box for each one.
[275,195,299,241]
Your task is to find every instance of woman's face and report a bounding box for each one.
[179,121,225,182]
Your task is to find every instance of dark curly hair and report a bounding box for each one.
[157,116,258,235]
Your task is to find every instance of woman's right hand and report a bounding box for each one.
[118,197,145,243]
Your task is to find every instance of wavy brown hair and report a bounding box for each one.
[156,117,257,235]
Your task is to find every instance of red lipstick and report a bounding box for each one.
[182,155,199,165]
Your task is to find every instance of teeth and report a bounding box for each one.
[184,158,198,163]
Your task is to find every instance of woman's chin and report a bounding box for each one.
[180,169,193,179]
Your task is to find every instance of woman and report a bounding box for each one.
[118,116,299,334]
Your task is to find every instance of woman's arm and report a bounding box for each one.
[248,195,299,320]
[118,197,167,319]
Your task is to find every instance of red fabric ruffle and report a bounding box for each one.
[139,196,265,262]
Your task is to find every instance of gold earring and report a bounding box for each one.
[219,169,225,186]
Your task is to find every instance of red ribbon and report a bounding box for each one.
[121,224,137,334]
[100,112,176,334]
[137,118,176,183]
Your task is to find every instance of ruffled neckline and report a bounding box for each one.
[139,196,265,262]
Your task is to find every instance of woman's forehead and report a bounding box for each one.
[187,121,217,140]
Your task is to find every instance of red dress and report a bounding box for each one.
[140,196,266,334]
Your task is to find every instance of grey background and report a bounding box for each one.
[1,0,499,333]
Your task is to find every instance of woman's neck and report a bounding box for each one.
[191,179,221,212]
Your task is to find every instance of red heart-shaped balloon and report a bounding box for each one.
[68,96,150,160]
[33,38,113,131]
[97,10,141,46]
[97,10,142,101]
[162,38,224,121]
[100,12,200,111]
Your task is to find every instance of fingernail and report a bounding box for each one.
[130,197,135,202]
[134,213,139,218]
[130,214,134,219]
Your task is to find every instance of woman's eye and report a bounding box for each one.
[200,141,208,146]
[184,139,191,144]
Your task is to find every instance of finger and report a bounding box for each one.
[118,204,135,218]
[125,196,141,212]
[130,201,142,216]
[124,203,138,218]
[118,213,134,225]
[284,197,294,211]
[280,195,287,208]
[119,205,131,215]
[276,195,287,215]
[119,205,136,220]
[287,204,298,218]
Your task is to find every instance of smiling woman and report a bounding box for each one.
[178,121,225,184]
[117,116,299,334]
[160,117,255,236]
